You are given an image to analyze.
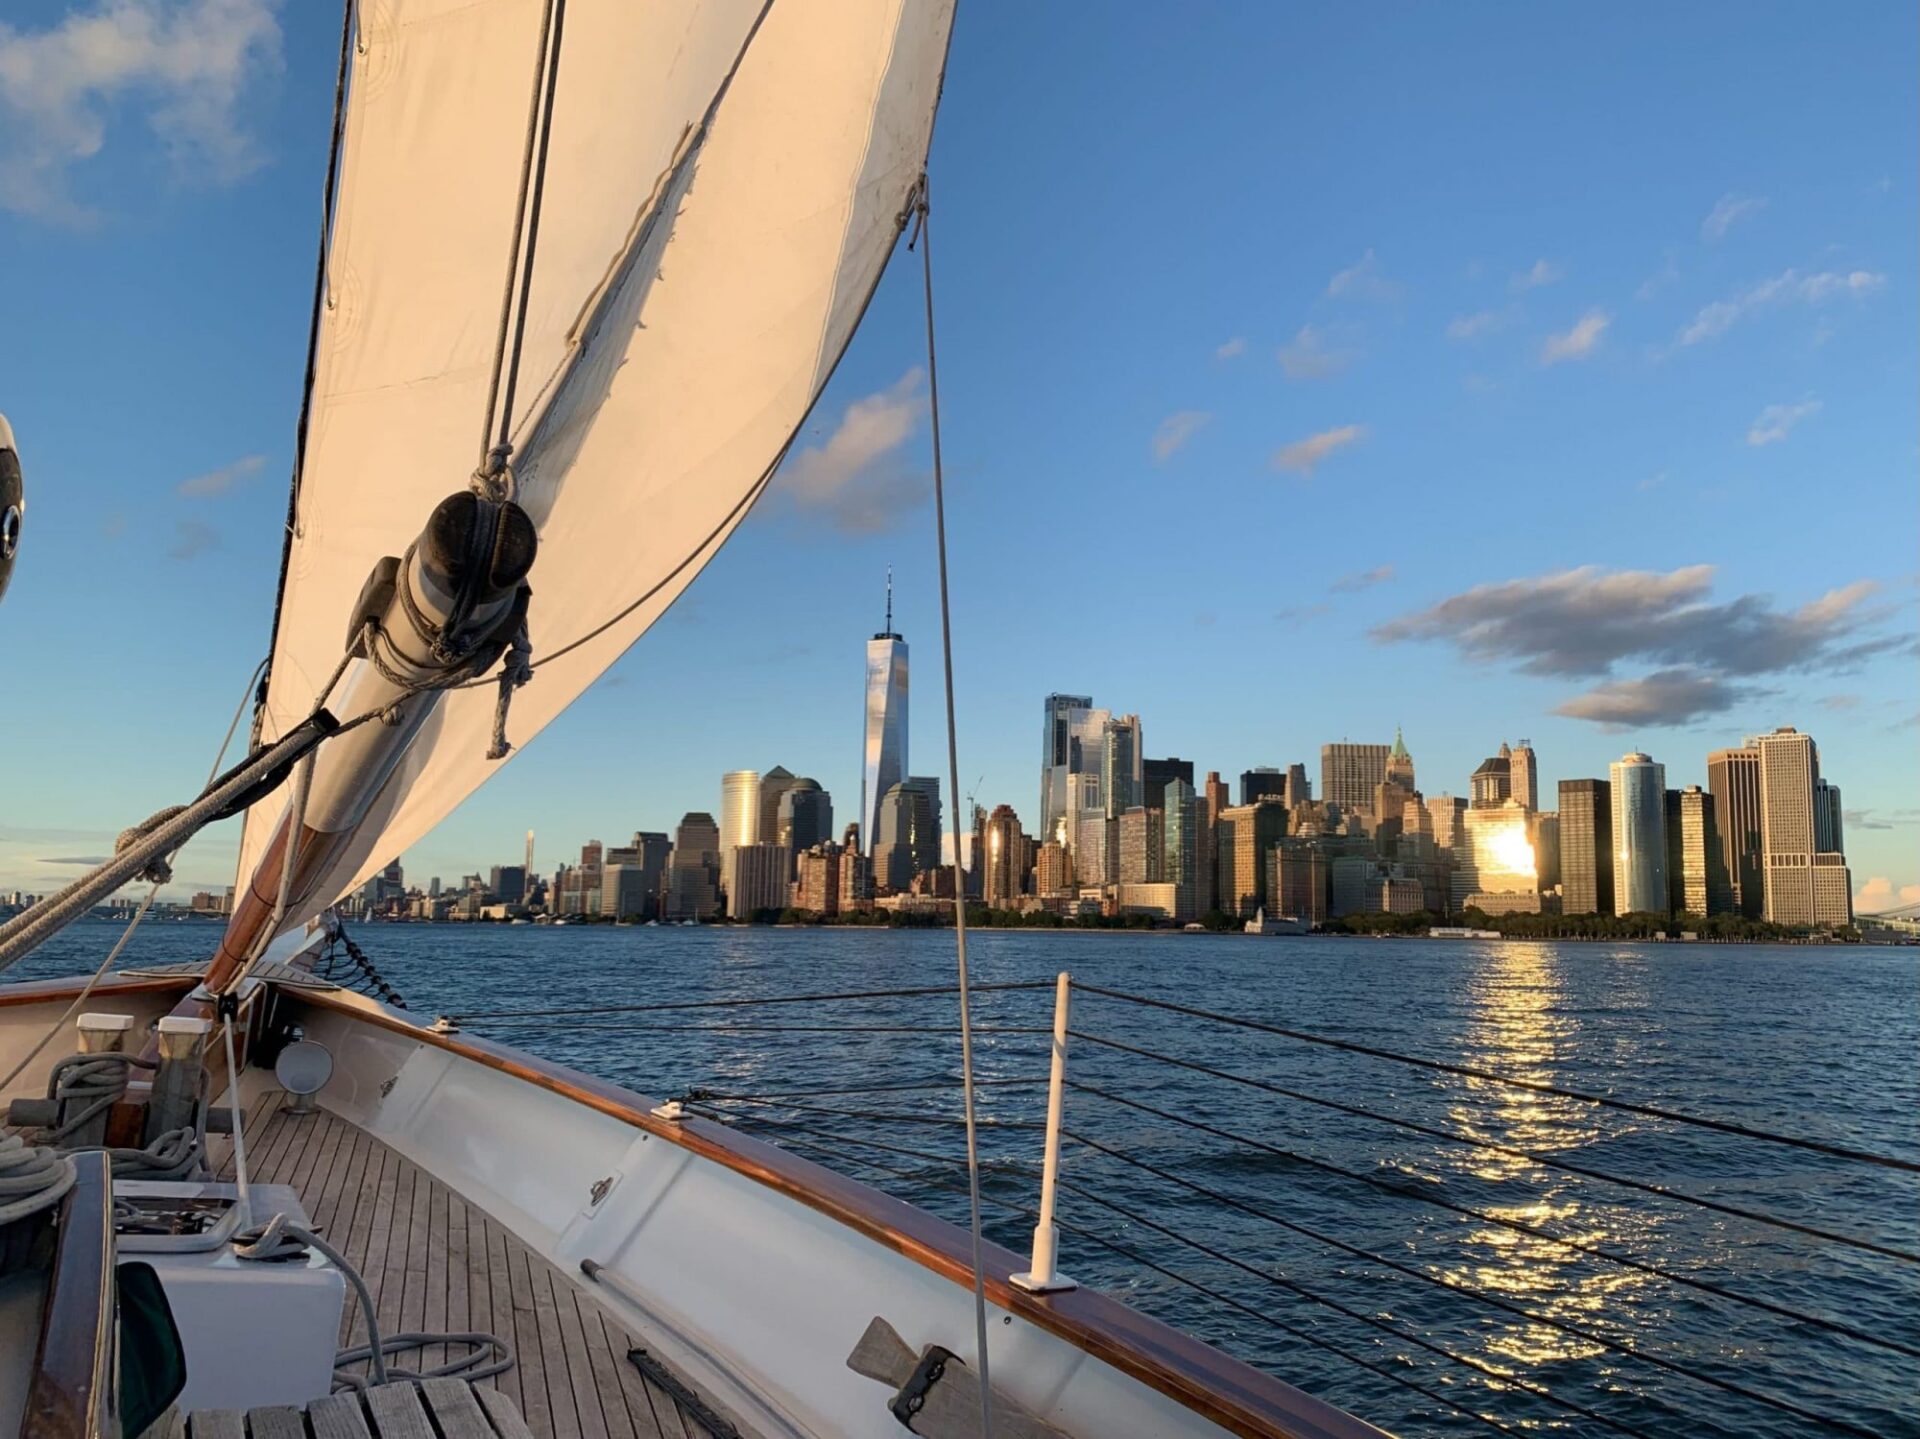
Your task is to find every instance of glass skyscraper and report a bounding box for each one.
[1609,752,1667,916]
[861,579,908,855]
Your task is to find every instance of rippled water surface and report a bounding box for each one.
[16,923,1919,1438]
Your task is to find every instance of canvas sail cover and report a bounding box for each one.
[237,0,954,915]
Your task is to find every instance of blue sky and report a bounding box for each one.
[0,1,1914,908]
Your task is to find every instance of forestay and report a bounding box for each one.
[238,0,955,915]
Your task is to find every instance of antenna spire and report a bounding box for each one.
[885,565,893,634]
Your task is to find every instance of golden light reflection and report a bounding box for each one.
[1429,942,1656,1369]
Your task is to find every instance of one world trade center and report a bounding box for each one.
[860,570,908,853]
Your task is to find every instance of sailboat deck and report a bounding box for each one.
[212,1093,745,1439]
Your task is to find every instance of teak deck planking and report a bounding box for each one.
[213,1094,738,1439]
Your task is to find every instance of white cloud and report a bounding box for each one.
[1271,424,1364,477]
[1746,399,1821,447]
[776,369,928,534]
[1636,251,1681,301]
[1275,324,1351,380]
[1701,193,1767,242]
[0,0,282,223]
[1151,410,1211,462]
[167,519,218,561]
[1510,259,1561,292]
[1854,876,1920,914]
[1214,336,1247,361]
[1326,250,1397,302]
[1541,309,1609,364]
[176,452,266,497]
[1446,309,1504,341]
[1677,268,1885,346]
[1331,565,1394,594]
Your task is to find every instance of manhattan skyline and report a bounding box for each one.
[0,3,1914,909]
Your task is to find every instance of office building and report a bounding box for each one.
[1470,744,1512,808]
[793,842,842,917]
[1386,727,1415,792]
[666,812,722,920]
[1609,753,1668,916]
[1241,768,1287,805]
[1707,747,1765,918]
[1667,786,1732,917]
[776,780,834,858]
[1815,779,1843,855]
[862,575,910,854]
[1215,800,1288,918]
[1270,842,1329,927]
[488,865,526,906]
[1102,714,1144,816]
[1142,757,1195,810]
[903,776,944,877]
[1034,839,1073,898]
[725,843,790,919]
[1427,794,1467,853]
[1321,743,1390,811]
[1453,800,1538,913]
[1755,727,1850,926]
[719,770,759,883]
[837,824,873,912]
[1510,741,1537,812]
[1161,778,1201,922]
[1116,805,1163,885]
[756,767,799,846]
[1040,694,1109,845]
[1559,780,1613,916]
[983,805,1029,908]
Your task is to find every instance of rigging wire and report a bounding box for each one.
[1064,1127,1890,1437]
[1072,983,1920,1174]
[912,171,994,1439]
[1066,1080,1920,1363]
[1069,1027,1920,1264]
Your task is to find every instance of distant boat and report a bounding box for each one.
[1246,907,1308,936]
[1431,926,1501,939]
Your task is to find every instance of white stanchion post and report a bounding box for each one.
[1011,970,1076,1293]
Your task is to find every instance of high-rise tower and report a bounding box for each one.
[1707,747,1763,917]
[1609,752,1667,916]
[1755,727,1850,926]
[861,570,909,854]
[1040,694,1109,845]
[1509,740,1538,812]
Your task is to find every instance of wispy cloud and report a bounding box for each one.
[177,452,266,497]
[1446,309,1505,341]
[1701,193,1766,242]
[1151,410,1211,462]
[1746,399,1821,447]
[1373,565,1904,729]
[167,519,218,561]
[1819,693,1860,712]
[1271,424,1364,478]
[1214,336,1247,361]
[1331,565,1394,594]
[1274,602,1333,627]
[1636,251,1680,301]
[1677,268,1885,346]
[775,369,928,534]
[0,0,283,223]
[1326,250,1397,302]
[1541,309,1609,364]
[1276,324,1351,380]
[1510,259,1561,292]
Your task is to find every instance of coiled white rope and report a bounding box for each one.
[0,1134,76,1226]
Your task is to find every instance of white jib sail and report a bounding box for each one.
[237,0,955,920]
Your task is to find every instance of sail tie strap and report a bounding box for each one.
[486,619,534,761]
